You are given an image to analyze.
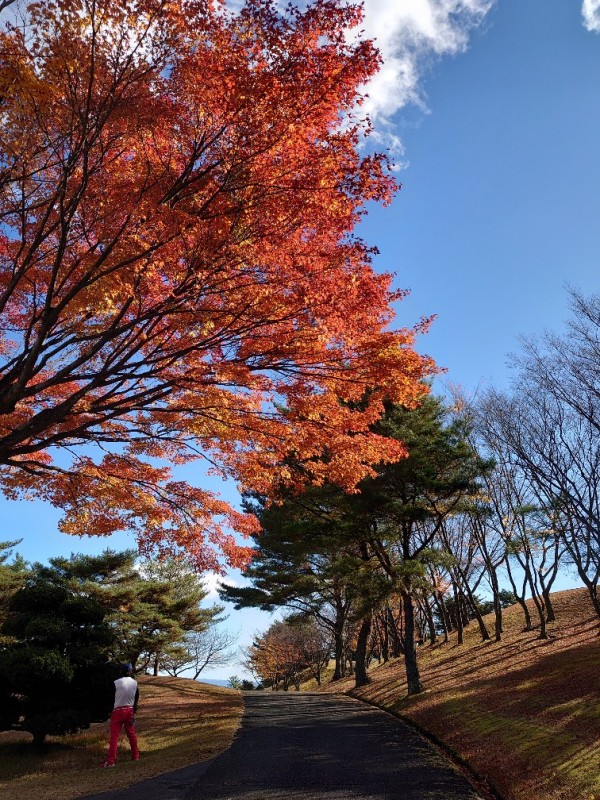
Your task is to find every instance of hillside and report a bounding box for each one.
[0,676,243,800]
[319,588,599,800]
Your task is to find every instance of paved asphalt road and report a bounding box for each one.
[84,692,485,800]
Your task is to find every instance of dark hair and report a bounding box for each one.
[121,662,133,676]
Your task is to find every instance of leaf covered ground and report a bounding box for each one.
[318,588,599,800]
[0,676,242,800]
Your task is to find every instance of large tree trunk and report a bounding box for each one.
[402,589,424,696]
[354,615,372,688]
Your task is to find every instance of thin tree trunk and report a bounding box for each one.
[452,580,464,645]
[354,615,372,688]
[580,575,600,620]
[542,586,556,623]
[506,558,533,630]
[332,627,345,681]
[433,591,450,642]
[456,569,491,642]
[382,613,390,662]
[471,601,491,642]
[402,588,424,696]
[522,558,548,639]
[489,568,503,642]
[420,592,437,645]
[387,606,404,657]
[459,590,471,627]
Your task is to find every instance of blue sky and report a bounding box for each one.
[362,0,600,393]
[2,0,599,677]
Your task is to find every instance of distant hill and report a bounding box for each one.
[318,588,599,800]
[198,678,230,687]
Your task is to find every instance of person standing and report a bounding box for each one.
[101,663,140,767]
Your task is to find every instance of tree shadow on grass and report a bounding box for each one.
[372,638,600,800]
[0,735,106,781]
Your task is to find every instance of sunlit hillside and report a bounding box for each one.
[319,588,599,800]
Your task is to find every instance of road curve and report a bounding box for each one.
[184,691,484,800]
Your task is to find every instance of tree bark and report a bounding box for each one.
[402,589,424,696]
[542,586,556,623]
[332,625,345,681]
[433,591,450,643]
[387,606,404,657]
[420,593,437,645]
[452,579,464,645]
[506,558,533,630]
[523,563,548,639]
[457,572,491,642]
[382,616,390,662]
[354,615,372,688]
[489,569,503,642]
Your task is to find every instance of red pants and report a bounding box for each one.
[106,706,139,765]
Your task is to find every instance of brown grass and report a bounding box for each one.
[0,676,243,800]
[318,588,600,800]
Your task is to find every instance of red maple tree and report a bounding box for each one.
[0,0,435,570]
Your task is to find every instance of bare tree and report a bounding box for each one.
[465,501,508,641]
[162,627,237,680]
[477,384,599,625]
[516,289,600,436]
[439,514,492,643]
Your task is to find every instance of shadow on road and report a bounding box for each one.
[81,692,485,800]
[184,692,484,800]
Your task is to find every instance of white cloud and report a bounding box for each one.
[203,571,236,599]
[202,571,224,599]
[357,0,495,151]
[1,0,495,159]
[582,0,600,32]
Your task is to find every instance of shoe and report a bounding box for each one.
[100,761,115,768]
[132,756,140,762]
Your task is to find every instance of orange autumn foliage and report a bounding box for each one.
[0,0,435,570]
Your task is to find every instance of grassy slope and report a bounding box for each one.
[0,676,243,800]
[317,588,600,800]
